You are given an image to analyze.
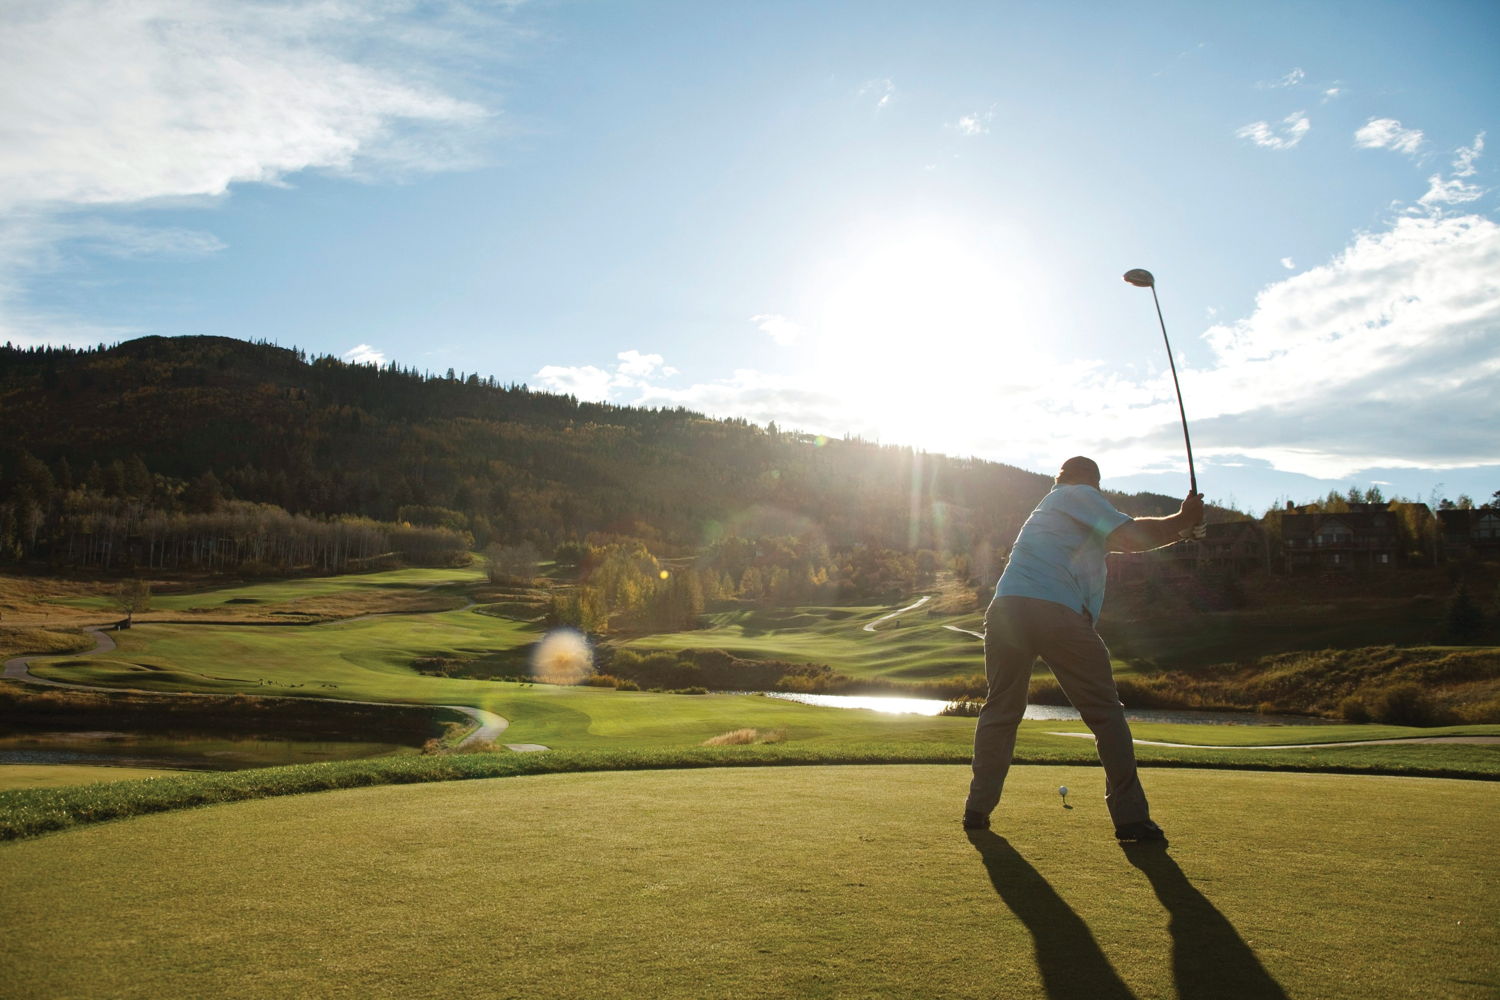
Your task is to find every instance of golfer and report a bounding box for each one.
[962,456,1204,842]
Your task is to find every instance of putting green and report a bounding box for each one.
[1,765,1493,999]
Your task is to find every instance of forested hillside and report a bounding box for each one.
[0,336,1179,585]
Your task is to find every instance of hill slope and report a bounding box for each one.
[0,336,1179,561]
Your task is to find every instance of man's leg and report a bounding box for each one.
[965,597,1038,818]
[1033,604,1150,827]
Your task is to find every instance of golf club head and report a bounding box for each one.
[1123,268,1155,288]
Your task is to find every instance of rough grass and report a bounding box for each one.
[1,765,1494,1000]
[1109,646,1500,723]
[0,764,187,791]
[0,624,93,662]
[0,564,484,625]
[702,727,786,745]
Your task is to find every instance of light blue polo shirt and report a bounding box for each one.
[995,484,1132,622]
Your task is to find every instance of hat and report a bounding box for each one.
[1057,456,1101,485]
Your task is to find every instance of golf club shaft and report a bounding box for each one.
[1150,284,1197,496]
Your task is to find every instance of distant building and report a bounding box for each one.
[1108,520,1268,581]
[1278,508,1401,572]
[1438,508,1500,561]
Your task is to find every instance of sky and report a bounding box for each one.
[2,0,1497,514]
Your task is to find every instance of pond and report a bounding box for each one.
[0,731,414,771]
[751,692,1328,726]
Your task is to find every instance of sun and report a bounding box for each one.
[800,219,1045,442]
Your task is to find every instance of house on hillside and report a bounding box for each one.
[1196,520,1270,573]
[1439,508,1500,561]
[1107,520,1267,581]
[1278,508,1400,571]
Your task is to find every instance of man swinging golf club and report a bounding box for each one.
[961,460,1203,843]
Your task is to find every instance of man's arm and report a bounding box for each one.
[1106,493,1205,553]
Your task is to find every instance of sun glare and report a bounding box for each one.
[804,222,1046,444]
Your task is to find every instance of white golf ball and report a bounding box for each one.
[1058,785,1069,796]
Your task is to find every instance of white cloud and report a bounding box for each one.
[1183,213,1500,476]
[1452,133,1485,177]
[534,348,680,400]
[616,349,676,379]
[533,364,616,401]
[343,344,385,366]
[1418,134,1486,209]
[539,211,1500,492]
[0,1,489,212]
[953,108,996,136]
[859,78,895,109]
[1354,117,1424,155]
[1259,67,1305,89]
[1236,111,1310,150]
[751,313,802,345]
[1280,257,1295,269]
[0,0,502,345]
[1322,86,1344,102]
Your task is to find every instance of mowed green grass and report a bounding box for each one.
[621,603,997,680]
[49,563,487,612]
[2,765,1493,1000]
[0,763,188,791]
[24,610,1500,770]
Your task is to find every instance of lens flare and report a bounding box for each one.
[530,629,594,685]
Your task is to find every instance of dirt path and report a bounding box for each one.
[5,624,545,753]
[863,595,931,632]
[1047,731,1500,749]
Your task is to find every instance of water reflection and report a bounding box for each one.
[752,692,1325,726]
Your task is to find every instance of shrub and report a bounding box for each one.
[1027,678,1067,706]
[939,700,983,717]
[579,674,620,688]
[1445,583,1486,642]
[1340,696,1371,724]
[615,679,640,691]
[670,686,709,695]
[1370,683,1449,727]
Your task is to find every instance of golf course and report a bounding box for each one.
[2,563,1497,998]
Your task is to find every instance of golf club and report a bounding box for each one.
[1124,268,1205,539]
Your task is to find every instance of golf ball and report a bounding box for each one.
[1058,786,1069,796]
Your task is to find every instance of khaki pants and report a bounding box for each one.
[965,596,1150,826]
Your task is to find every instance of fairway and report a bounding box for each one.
[620,603,997,680]
[2,765,1493,1000]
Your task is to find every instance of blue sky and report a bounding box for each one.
[3,0,1497,513]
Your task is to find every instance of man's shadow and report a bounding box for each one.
[967,830,1135,1000]
[967,832,1289,1000]
[1123,846,1289,1000]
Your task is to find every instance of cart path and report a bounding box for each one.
[863,595,931,631]
[4,626,543,752]
[1047,731,1500,749]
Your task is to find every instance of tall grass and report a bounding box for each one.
[1105,646,1500,724]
